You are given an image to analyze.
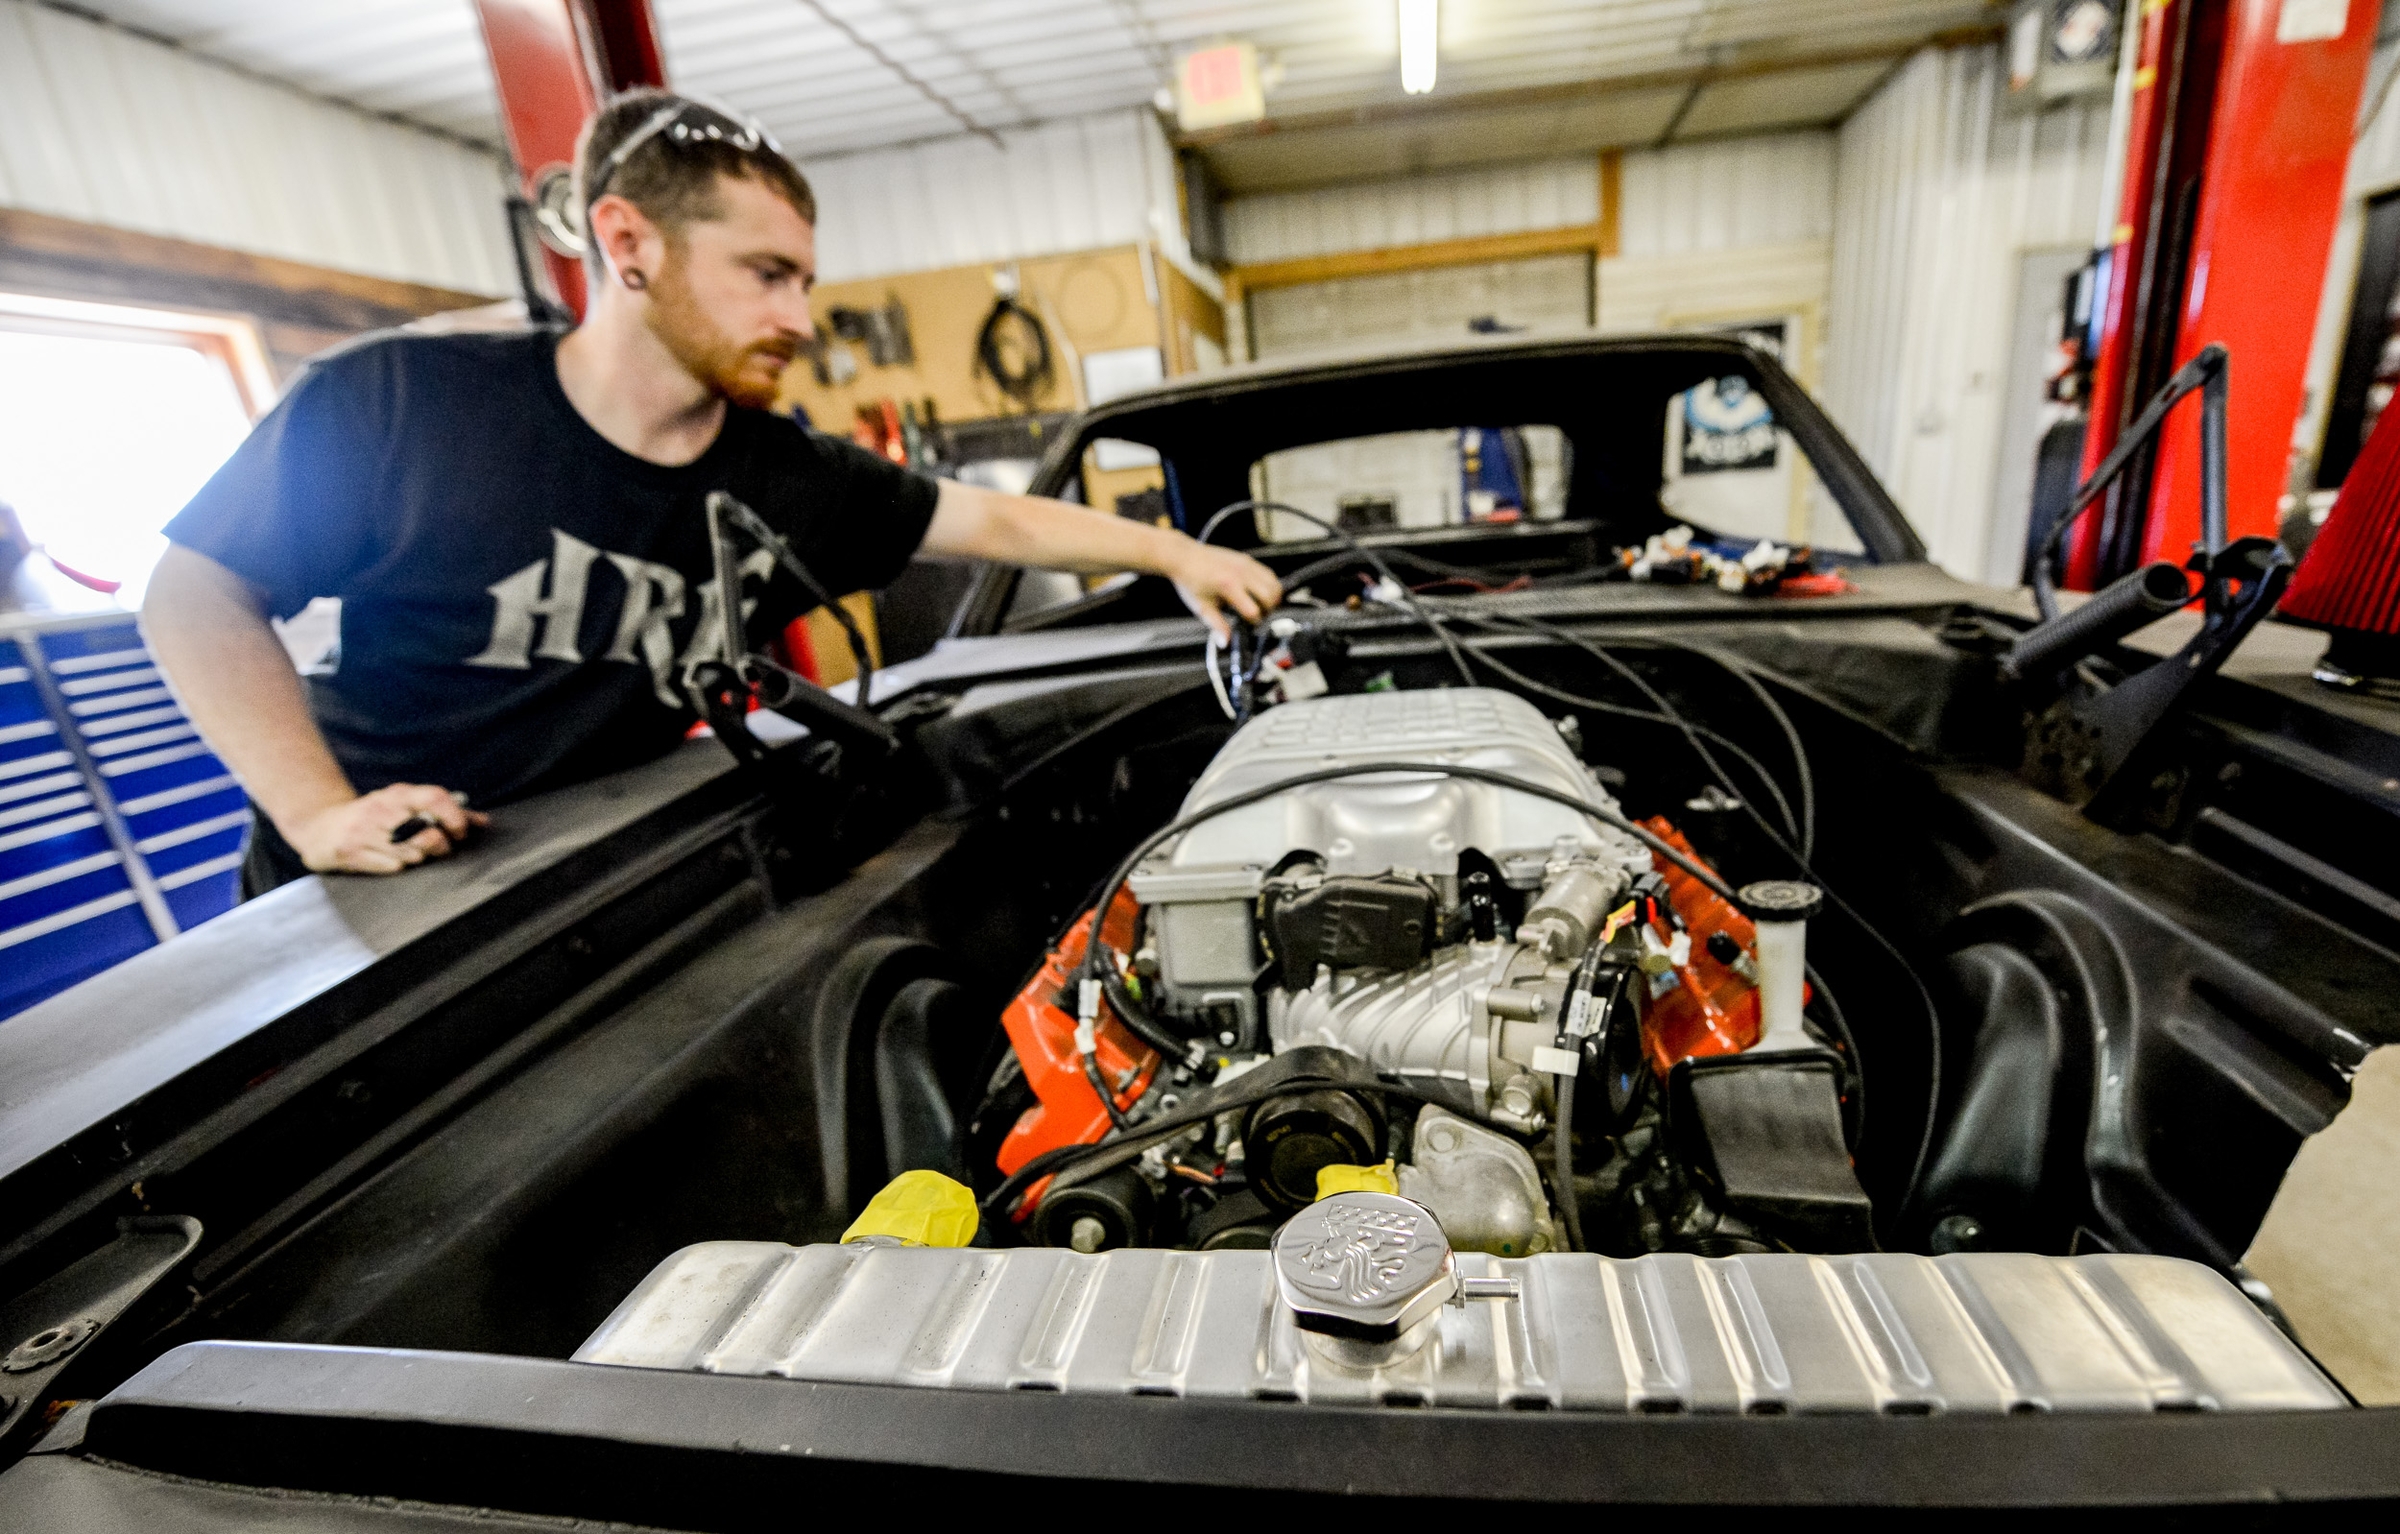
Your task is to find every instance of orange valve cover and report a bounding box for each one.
[995,887,1158,1181]
[1636,818,1763,1077]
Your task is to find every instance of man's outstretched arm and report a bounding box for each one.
[142,544,481,875]
[919,479,1281,640]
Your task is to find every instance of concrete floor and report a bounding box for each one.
[2244,1047,2400,1404]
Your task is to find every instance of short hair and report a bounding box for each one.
[573,88,816,272]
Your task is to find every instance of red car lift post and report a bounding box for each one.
[2069,0,2374,589]
[472,0,668,320]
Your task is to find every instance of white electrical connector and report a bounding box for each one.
[1277,659,1330,701]
[1637,924,1675,975]
[1074,976,1103,1057]
[1528,1044,1582,1077]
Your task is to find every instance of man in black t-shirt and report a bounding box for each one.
[143,90,1278,894]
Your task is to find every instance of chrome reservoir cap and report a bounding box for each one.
[1273,1190,1458,1350]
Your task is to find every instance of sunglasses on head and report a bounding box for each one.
[584,99,782,210]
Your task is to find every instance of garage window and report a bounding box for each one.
[0,294,270,610]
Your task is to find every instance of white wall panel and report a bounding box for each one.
[2349,36,2400,200]
[1219,133,1832,270]
[1616,132,1836,258]
[1821,45,2111,581]
[1599,241,1833,366]
[1249,251,1593,361]
[1222,156,1602,266]
[0,0,512,295]
[802,108,1183,284]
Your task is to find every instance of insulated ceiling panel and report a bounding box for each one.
[62,1,2002,166]
[1670,58,1904,142]
[1205,85,1691,195]
[57,0,506,143]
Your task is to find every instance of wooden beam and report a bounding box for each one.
[0,207,494,334]
[1599,150,1622,260]
[1228,223,1610,299]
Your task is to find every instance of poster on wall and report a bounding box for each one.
[1661,318,1806,545]
[1679,321,1784,476]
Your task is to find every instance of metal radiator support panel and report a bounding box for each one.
[575,1241,2343,1414]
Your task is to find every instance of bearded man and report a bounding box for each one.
[143,90,1279,895]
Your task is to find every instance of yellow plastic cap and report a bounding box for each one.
[1314,1161,1400,1200]
[840,1169,980,1248]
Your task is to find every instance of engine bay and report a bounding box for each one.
[975,683,1890,1262]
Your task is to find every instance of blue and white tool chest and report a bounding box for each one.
[1,612,245,1021]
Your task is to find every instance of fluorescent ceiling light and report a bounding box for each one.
[1399,0,1437,95]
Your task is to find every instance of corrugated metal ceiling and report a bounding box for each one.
[58,0,1998,171]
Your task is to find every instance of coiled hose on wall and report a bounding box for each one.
[975,295,1055,410]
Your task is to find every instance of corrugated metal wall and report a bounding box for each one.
[1216,132,1835,375]
[1249,252,1594,360]
[0,0,513,296]
[1223,156,1603,266]
[1618,132,1836,259]
[803,107,1185,285]
[1217,134,1830,270]
[1821,46,2111,581]
[1603,132,1836,382]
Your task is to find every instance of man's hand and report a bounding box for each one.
[281,784,487,875]
[146,548,492,885]
[1164,540,1283,642]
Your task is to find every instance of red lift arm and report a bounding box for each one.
[471,0,668,319]
[2070,0,2374,589]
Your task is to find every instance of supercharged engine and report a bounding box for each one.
[569,683,2345,1420]
[981,687,1872,1260]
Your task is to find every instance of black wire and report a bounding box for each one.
[1806,962,1863,1152]
[1169,498,1934,1218]
[1268,527,1571,590]
[1197,500,1477,686]
[1081,1049,1132,1132]
[1092,945,1198,1062]
[1498,597,1936,1208]
[1260,549,1818,856]
[1678,641,1817,862]
[981,1073,1465,1219]
[1444,627,1803,847]
[1473,611,1806,852]
[1330,587,1942,1217]
[1553,1072,1581,1252]
[1553,941,1605,1255]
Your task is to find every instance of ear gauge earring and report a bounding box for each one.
[623,269,648,291]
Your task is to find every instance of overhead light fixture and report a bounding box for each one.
[1399,0,1437,95]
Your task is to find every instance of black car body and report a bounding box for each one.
[1,333,2395,1525]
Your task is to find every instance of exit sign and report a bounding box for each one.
[1177,42,1265,131]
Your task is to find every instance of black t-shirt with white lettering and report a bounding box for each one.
[166,329,939,809]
